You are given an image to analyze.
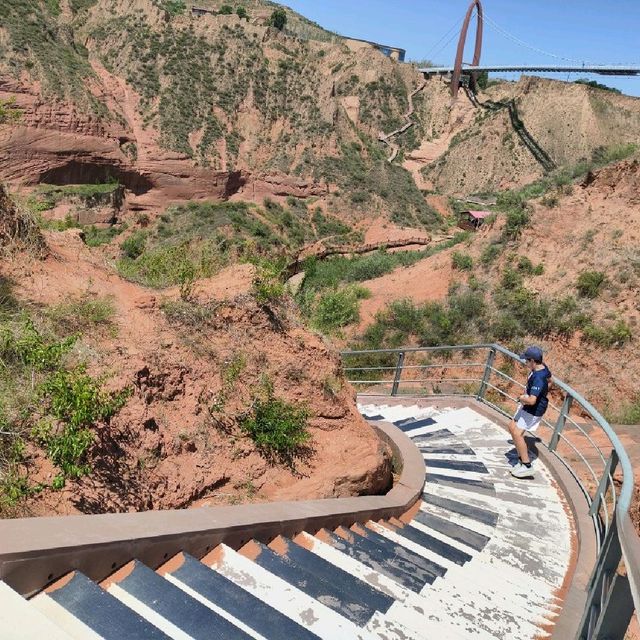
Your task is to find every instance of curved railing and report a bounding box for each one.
[341,343,640,639]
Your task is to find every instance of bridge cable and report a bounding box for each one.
[423,10,475,63]
[481,11,593,65]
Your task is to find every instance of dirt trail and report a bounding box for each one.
[379,82,427,163]
[403,96,477,189]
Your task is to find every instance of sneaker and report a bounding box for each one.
[510,462,534,479]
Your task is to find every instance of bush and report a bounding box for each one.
[236,6,248,19]
[252,260,286,305]
[269,8,287,30]
[502,207,530,241]
[516,256,543,275]
[582,320,632,348]
[219,4,233,14]
[121,231,147,259]
[312,286,369,333]
[117,243,215,289]
[241,387,309,467]
[452,251,473,271]
[480,244,502,266]
[577,271,606,298]
[37,367,130,485]
[47,296,116,334]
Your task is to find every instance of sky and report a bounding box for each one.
[280,0,640,97]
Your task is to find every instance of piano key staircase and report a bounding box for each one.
[0,404,576,640]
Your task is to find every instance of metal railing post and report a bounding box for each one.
[549,394,573,452]
[391,351,405,397]
[589,449,619,519]
[577,519,624,639]
[476,347,496,401]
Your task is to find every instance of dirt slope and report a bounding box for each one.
[0,225,391,517]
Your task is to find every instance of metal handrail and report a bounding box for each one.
[341,343,640,639]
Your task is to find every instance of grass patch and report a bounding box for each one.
[0,304,129,509]
[46,295,116,335]
[240,381,310,468]
[310,285,370,334]
[576,271,607,298]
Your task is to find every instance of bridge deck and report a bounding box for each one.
[420,65,640,76]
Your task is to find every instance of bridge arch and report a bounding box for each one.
[451,0,484,99]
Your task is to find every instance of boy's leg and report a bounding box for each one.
[508,420,530,464]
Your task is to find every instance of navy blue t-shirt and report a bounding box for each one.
[523,365,552,417]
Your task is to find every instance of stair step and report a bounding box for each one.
[33,571,169,640]
[161,552,319,640]
[31,593,104,640]
[0,582,72,640]
[245,538,379,627]
[272,536,395,618]
[356,523,446,579]
[107,560,252,640]
[425,472,495,496]
[376,520,473,567]
[412,510,490,551]
[295,532,425,608]
[205,543,376,640]
[421,491,499,527]
[323,527,430,594]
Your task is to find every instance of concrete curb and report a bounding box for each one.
[0,421,426,597]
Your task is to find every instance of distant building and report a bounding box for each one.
[192,7,215,17]
[345,37,406,62]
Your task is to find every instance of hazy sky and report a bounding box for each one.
[281,0,640,97]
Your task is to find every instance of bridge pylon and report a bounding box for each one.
[451,0,484,99]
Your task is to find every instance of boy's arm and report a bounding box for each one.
[518,393,537,406]
[519,379,545,406]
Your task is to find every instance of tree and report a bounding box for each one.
[236,6,248,20]
[219,4,233,14]
[475,70,489,91]
[269,8,287,30]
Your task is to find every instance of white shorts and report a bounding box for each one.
[513,407,542,433]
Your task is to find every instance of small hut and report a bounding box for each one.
[459,210,492,231]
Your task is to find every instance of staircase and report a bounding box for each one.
[0,404,574,640]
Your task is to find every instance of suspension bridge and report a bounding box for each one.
[420,0,640,98]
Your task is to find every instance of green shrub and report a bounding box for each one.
[117,243,215,289]
[502,207,530,241]
[452,251,473,271]
[46,296,116,334]
[0,319,75,371]
[607,395,640,424]
[269,8,287,30]
[219,4,233,14]
[121,231,147,259]
[516,256,544,275]
[252,260,286,305]
[582,320,632,348]
[577,271,606,298]
[37,367,130,485]
[161,0,186,15]
[241,387,309,467]
[312,286,369,333]
[236,6,248,19]
[480,244,502,266]
[83,225,123,247]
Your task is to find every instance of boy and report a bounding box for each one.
[509,345,552,479]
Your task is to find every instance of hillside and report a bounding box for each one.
[2,0,640,520]
[0,0,439,229]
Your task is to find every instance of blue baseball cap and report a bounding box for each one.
[521,346,543,362]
